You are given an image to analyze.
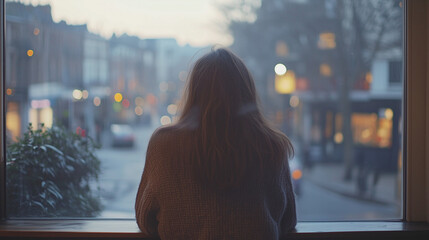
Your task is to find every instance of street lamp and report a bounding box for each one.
[274,63,287,75]
[274,64,297,137]
[275,69,296,94]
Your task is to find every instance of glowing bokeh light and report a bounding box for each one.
[6,88,12,95]
[366,72,373,83]
[33,28,40,36]
[385,108,393,120]
[167,104,178,115]
[72,89,83,100]
[274,63,287,75]
[82,90,89,99]
[289,96,300,108]
[93,97,101,106]
[292,169,302,180]
[334,132,343,144]
[122,99,130,108]
[319,64,332,77]
[318,32,336,49]
[135,106,143,116]
[275,70,296,94]
[27,49,34,57]
[160,115,172,125]
[114,93,123,102]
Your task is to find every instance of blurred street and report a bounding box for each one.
[96,125,155,218]
[4,0,405,221]
[95,124,401,220]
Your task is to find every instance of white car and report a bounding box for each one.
[110,124,135,148]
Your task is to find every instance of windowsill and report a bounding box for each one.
[0,220,428,239]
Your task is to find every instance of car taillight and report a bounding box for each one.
[292,169,302,180]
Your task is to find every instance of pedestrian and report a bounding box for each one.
[135,48,296,239]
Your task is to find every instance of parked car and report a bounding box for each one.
[110,124,135,148]
[289,157,303,196]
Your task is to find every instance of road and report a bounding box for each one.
[95,125,401,220]
[96,125,154,218]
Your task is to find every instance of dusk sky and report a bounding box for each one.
[16,0,234,47]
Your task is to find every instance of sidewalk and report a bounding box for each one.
[304,163,401,206]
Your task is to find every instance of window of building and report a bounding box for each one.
[2,0,406,222]
[389,60,403,84]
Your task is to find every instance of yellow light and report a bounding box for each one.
[275,70,296,94]
[82,90,89,99]
[72,89,83,100]
[33,28,40,36]
[135,106,143,116]
[27,49,34,57]
[320,64,332,77]
[114,93,123,102]
[318,32,336,49]
[29,108,38,129]
[361,129,372,139]
[292,169,302,180]
[93,97,101,107]
[167,104,178,115]
[274,63,287,75]
[6,102,20,141]
[289,96,299,108]
[6,88,12,95]
[366,72,373,83]
[40,107,53,128]
[384,108,393,120]
[160,115,171,125]
[334,132,343,144]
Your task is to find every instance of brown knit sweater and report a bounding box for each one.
[135,126,297,240]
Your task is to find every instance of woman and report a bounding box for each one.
[135,48,296,239]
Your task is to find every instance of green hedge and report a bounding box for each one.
[6,124,102,217]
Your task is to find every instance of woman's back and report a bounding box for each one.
[136,126,296,239]
[135,48,296,239]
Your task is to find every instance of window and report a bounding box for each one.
[5,1,428,230]
[1,0,406,221]
[389,60,403,84]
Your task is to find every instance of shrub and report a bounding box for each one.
[6,124,102,217]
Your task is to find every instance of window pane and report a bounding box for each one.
[5,0,403,220]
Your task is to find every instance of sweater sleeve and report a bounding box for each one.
[135,130,163,237]
[280,160,297,235]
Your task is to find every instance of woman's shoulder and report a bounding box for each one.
[149,124,191,146]
[146,125,192,170]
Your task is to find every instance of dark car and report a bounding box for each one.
[110,124,135,148]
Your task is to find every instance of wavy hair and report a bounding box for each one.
[177,48,293,190]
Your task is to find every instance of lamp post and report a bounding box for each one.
[274,63,296,135]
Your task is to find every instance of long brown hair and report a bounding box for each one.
[177,48,293,190]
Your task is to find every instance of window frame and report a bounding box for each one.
[0,0,428,238]
[404,0,429,222]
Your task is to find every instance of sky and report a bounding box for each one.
[17,0,234,47]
